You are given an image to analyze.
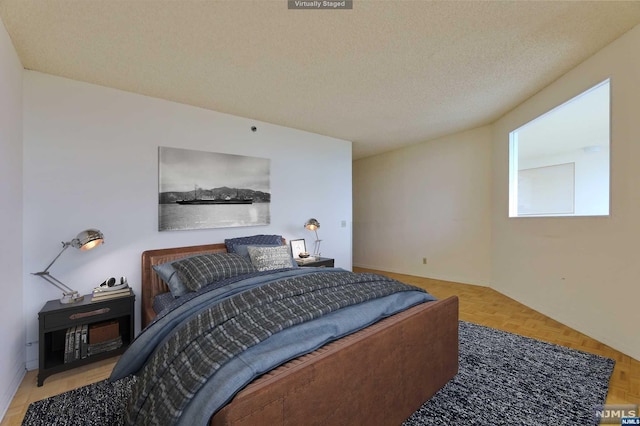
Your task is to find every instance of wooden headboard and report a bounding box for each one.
[141,243,228,328]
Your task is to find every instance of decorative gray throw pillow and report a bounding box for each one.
[247,245,295,271]
[234,244,298,268]
[152,259,192,297]
[172,253,257,292]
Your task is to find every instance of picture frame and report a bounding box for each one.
[290,239,307,258]
[158,147,271,231]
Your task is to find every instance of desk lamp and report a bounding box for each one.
[304,218,322,258]
[32,228,104,304]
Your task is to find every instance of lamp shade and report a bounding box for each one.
[71,229,104,250]
[304,218,320,231]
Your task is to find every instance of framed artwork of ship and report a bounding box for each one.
[158,147,271,231]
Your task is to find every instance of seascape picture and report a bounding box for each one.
[158,147,271,231]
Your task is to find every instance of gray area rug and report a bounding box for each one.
[404,321,614,425]
[23,321,614,426]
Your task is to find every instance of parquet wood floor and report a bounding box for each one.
[367,269,640,408]
[2,270,638,425]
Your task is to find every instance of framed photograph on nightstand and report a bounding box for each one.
[290,239,307,258]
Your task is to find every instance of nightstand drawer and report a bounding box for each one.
[43,298,131,330]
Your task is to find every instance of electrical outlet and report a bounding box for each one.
[422,257,427,265]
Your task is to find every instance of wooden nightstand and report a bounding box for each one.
[296,257,335,268]
[37,292,135,386]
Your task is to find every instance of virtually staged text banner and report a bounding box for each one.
[288,1,353,9]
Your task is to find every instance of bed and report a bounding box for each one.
[112,239,459,426]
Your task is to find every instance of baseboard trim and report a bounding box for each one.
[0,359,26,422]
[352,262,489,287]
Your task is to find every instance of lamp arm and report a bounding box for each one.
[32,271,77,295]
[40,242,72,274]
[313,229,322,257]
[32,241,79,296]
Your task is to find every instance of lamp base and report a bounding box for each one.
[60,292,84,304]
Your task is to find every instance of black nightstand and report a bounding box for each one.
[37,292,135,386]
[296,257,335,268]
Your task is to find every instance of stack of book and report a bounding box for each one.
[295,256,319,265]
[63,320,124,363]
[87,335,122,357]
[64,324,88,363]
[88,320,122,357]
[91,286,132,302]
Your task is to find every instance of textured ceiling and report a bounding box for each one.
[1,1,639,159]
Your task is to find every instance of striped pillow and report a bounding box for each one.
[172,253,256,292]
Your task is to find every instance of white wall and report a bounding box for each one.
[354,25,640,361]
[492,25,640,360]
[23,71,352,370]
[0,17,24,421]
[353,126,492,286]
[517,147,610,216]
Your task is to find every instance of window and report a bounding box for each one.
[509,79,610,217]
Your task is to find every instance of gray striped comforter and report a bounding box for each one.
[112,269,435,425]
